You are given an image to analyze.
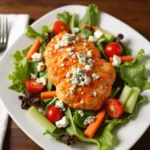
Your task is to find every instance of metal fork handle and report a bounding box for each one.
[0,16,8,52]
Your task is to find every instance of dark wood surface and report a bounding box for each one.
[1,0,150,149]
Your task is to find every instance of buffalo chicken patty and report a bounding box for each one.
[44,31,116,110]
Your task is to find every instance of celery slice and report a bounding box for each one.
[119,85,132,105]
[102,30,115,42]
[124,87,140,114]
[28,106,56,133]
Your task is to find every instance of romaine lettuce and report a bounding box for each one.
[8,47,30,92]
[79,4,99,28]
[120,49,150,91]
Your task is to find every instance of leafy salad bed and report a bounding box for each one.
[8,4,150,150]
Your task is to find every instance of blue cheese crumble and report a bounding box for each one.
[55,100,66,111]
[55,116,69,128]
[37,61,45,72]
[84,116,95,126]
[36,77,47,85]
[112,55,121,67]
[78,110,84,117]
[68,66,91,94]
[31,53,42,61]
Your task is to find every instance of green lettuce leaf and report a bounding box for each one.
[26,25,47,48]
[78,28,93,39]
[8,45,48,93]
[57,11,72,25]
[26,25,41,39]
[70,13,79,28]
[57,11,78,29]
[79,4,99,28]
[8,47,31,92]
[28,61,39,76]
[121,44,132,55]
[96,40,108,60]
[120,49,150,91]
[44,128,66,140]
[41,26,49,36]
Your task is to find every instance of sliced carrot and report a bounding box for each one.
[109,56,133,63]
[41,91,56,99]
[82,24,102,31]
[26,37,41,60]
[84,109,106,138]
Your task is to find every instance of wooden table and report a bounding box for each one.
[1,0,150,149]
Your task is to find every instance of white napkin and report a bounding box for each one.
[0,14,29,150]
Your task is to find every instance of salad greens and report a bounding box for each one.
[57,11,72,26]
[26,26,47,48]
[8,4,150,150]
[8,47,30,92]
[57,11,78,29]
[120,49,150,91]
[79,4,99,28]
[78,28,93,39]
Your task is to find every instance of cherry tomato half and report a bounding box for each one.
[25,78,44,93]
[53,20,70,34]
[46,106,63,123]
[105,43,123,57]
[105,98,123,118]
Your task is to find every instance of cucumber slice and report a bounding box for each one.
[28,106,56,133]
[102,30,115,42]
[119,85,132,105]
[124,87,140,114]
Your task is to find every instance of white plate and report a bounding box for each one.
[0,5,150,150]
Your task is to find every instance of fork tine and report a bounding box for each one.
[0,16,8,45]
[0,16,2,44]
[3,16,8,44]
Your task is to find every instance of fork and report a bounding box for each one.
[0,16,8,52]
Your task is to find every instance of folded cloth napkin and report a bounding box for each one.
[0,14,29,150]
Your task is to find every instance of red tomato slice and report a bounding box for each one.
[25,78,45,93]
[53,20,70,34]
[46,106,63,123]
[105,98,123,118]
[105,42,123,57]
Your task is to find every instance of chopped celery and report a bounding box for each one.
[124,87,140,114]
[119,85,132,105]
[28,106,56,133]
[112,87,120,98]
[102,30,115,42]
